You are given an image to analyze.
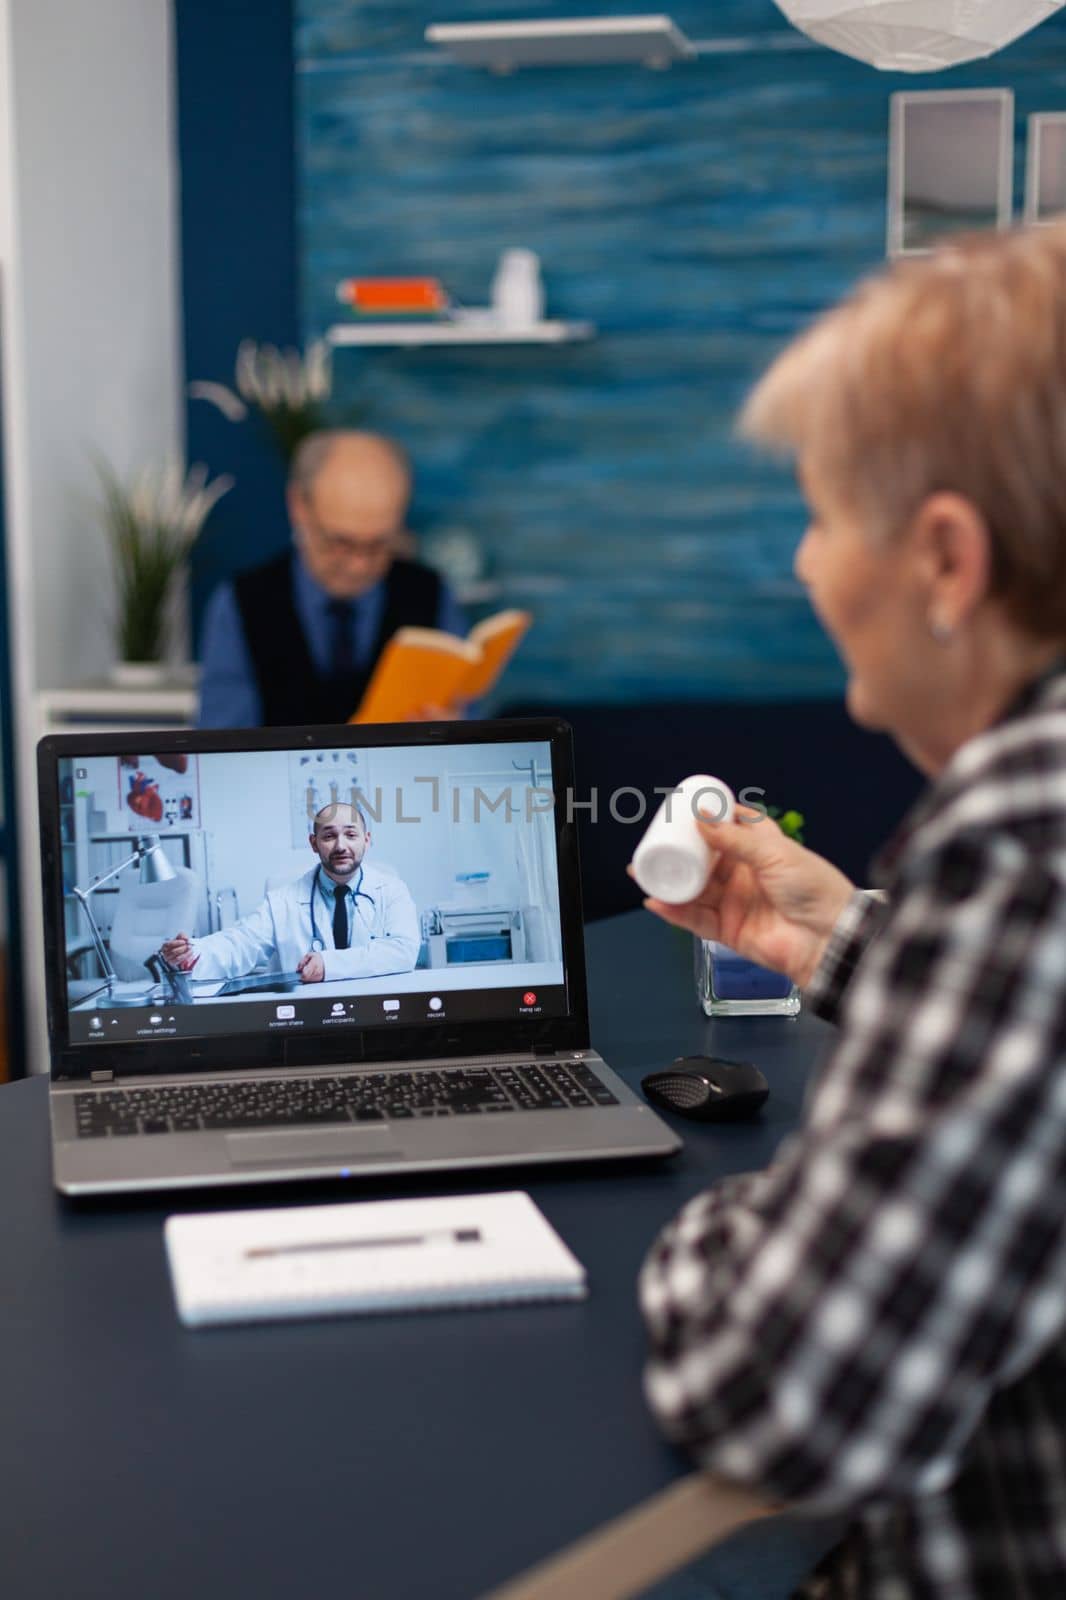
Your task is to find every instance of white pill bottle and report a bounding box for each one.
[630,775,736,904]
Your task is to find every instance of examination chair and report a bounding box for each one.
[108,865,201,981]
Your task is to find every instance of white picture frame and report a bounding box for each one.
[1025,112,1066,226]
[888,89,1014,258]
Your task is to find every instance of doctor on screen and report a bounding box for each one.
[161,802,419,983]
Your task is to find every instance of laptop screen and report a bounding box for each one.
[52,732,569,1053]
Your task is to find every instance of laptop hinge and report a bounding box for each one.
[89,1069,114,1083]
[533,1046,559,1057]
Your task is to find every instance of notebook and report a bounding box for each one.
[38,717,681,1195]
[165,1190,587,1326]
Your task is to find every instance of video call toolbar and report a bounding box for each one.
[69,983,567,1045]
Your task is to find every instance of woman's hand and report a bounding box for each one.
[635,806,856,990]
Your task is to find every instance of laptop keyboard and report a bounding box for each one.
[72,1061,619,1139]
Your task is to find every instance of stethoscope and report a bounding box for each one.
[308,863,377,952]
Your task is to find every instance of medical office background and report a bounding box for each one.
[0,0,1065,1075]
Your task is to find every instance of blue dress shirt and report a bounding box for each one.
[198,554,468,728]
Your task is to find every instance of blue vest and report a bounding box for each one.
[233,554,442,725]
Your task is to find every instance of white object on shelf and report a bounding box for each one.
[423,526,492,597]
[491,248,545,326]
[426,15,695,70]
[772,0,1064,72]
[327,314,594,348]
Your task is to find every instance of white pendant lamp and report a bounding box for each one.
[772,1,1064,71]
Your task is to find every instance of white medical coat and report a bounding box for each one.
[187,861,420,982]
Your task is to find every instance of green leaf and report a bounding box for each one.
[94,455,229,662]
[766,805,806,845]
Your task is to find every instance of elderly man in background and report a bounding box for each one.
[198,429,466,727]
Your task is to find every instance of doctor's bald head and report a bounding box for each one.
[287,430,413,600]
[310,801,370,882]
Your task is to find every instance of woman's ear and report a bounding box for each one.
[907,492,993,630]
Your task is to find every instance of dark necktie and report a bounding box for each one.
[332,884,350,950]
[326,598,355,678]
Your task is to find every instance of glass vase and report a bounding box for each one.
[694,938,800,1018]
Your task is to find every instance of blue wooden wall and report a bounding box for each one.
[294,1,1066,704]
[178,0,300,636]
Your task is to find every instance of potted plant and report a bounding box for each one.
[188,338,342,463]
[96,459,233,685]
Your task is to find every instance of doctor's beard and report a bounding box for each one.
[325,849,359,880]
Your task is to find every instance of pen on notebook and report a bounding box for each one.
[245,1227,482,1259]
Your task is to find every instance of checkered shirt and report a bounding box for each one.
[639,660,1066,1598]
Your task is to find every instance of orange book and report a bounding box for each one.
[337,277,449,316]
[350,610,532,724]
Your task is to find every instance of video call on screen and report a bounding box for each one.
[58,740,567,1046]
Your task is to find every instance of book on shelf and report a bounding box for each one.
[350,609,532,724]
[336,276,450,318]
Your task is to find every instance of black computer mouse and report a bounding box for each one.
[641,1056,769,1122]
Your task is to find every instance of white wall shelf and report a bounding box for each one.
[36,682,198,739]
[425,16,695,71]
[328,314,594,348]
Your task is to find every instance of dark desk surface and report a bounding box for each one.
[0,913,834,1600]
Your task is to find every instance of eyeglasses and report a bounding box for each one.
[301,512,401,563]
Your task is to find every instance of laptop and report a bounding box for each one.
[39,718,680,1194]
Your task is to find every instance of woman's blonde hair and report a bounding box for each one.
[738,223,1066,640]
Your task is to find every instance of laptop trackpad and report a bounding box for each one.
[226,1128,401,1165]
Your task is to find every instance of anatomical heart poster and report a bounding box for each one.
[115,753,201,831]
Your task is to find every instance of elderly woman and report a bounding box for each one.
[639,222,1066,1599]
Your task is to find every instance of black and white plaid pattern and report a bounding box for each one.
[639,661,1066,1598]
